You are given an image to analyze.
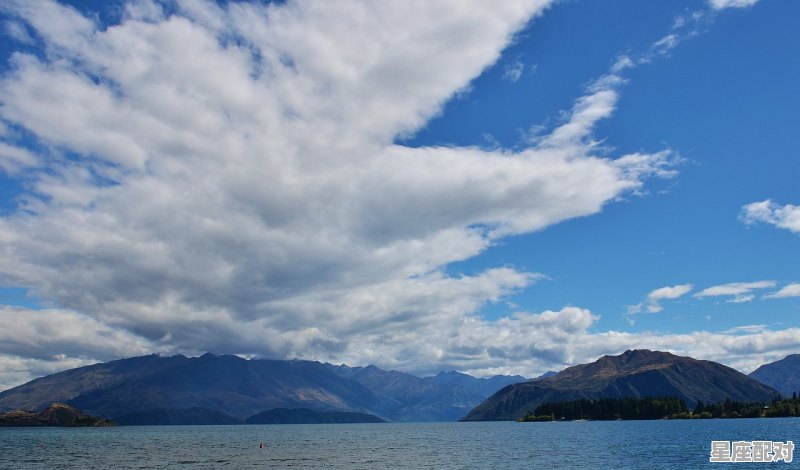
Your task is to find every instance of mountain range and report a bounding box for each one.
[2,349,796,424]
[462,349,780,421]
[0,353,523,423]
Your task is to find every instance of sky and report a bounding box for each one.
[0,0,798,390]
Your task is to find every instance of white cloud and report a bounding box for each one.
[124,0,165,22]
[694,281,776,298]
[764,283,800,300]
[728,294,754,304]
[0,0,686,387]
[649,284,694,301]
[611,55,635,74]
[0,306,156,360]
[651,34,679,55]
[0,142,40,174]
[4,20,34,45]
[540,83,620,148]
[708,0,759,10]
[628,283,693,314]
[502,58,525,82]
[1,0,95,53]
[613,151,681,182]
[740,200,800,234]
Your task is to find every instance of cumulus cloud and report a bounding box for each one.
[628,284,693,315]
[0,0,697,388]
[694,281,777,300]
[764,283,800,300]
[740,200,800,234]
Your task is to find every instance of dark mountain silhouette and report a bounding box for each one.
[245,408,384,424]
[749,354,800,397]
[0,353,523,423]
[0,402,115,427]
[462,349,781,421]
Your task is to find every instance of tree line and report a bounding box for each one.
[519,396,687,421]
[518,393,800,422]
[690,394,800,419]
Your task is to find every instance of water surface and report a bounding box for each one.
[1,418,797,469]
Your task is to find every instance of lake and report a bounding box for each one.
[1,419,797,469]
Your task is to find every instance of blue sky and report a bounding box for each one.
[413,0,800,333]
[0,0,797,389]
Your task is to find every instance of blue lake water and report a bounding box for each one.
[1,419,798,469]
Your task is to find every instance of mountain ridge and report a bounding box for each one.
[462,349,781,421]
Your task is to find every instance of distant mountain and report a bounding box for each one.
[326,364,525,421]
[245,408,385,424]
[749,354,800,397]
[0,403,115,427]
[427,370,528,397]
[116,407,244,426]
[462,349,780,421]
[0,354,523,423]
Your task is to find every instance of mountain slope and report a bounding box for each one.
[749,354,800,397]
[462,350,780,421]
